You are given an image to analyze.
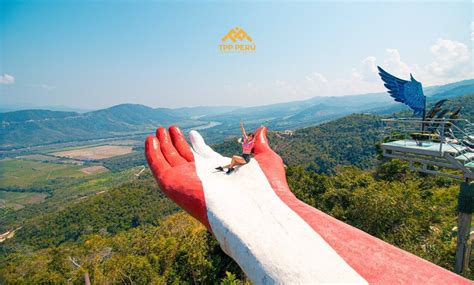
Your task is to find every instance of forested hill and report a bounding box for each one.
[214,114,382,173]
[0,174,245,284]
[1,95,473,283]
[276,93,474,173]
[273,114,382,172]
[215,93,474,174]
[0,104,201,149]
[3,79,473,149]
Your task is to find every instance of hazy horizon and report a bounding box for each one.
[1,76,473,113]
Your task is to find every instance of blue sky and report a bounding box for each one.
[0,0,472,110]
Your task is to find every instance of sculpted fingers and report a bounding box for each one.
[254,126,272,155]
[156,127,187,166]
[252,126,288,194]
[145,136,171,180]
[169,125,194,162]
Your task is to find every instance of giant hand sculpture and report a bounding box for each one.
[145,126,470,284]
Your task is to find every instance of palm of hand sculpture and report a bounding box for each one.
[145,126,470,285]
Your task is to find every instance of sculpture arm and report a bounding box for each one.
[145,126,471,284]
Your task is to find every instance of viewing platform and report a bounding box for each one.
[380,118,474,180]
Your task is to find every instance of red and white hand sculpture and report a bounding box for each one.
[145,126,470,284]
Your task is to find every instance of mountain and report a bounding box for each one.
[201,79,474,138]
[215,93,474,174]
[0,104,201,149]
[3,94,473,283]
[0,175,245,284]
[2,94,474,283]
[0,103,92,113]
[430,84,474,100]
[424,79,474,96]
[172,106,240,118]
[366,80,474,116]
[204,80,474,124]
[0,110,77,122]
[214,114,382,174]
[86,104,181,125]
[2,79,473,149]
[283,93,474,172]
[267,97,386,130]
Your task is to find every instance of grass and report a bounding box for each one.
[107,140,141,146]
[46,143,106,153]
[16,154,59,162]
[0,191,48,210]
[0,162,146,231]
[53,166,143,201]
[0,139,145,213]
[0,136,148,227]
[0,159,85,188]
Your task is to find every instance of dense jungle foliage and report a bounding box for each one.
[1,94,473,282]
[1,160,472,282]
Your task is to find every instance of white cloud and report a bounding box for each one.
[360,56,377,78]
[289,38,473,97]
[0,74,15,85]
[426,38,472,79]
[306,73,328,84]
[241,38,472,104]
[383,49,418,77]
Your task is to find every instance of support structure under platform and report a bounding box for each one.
[381,118,474,275]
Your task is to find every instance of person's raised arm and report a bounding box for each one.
[240,120,247,138]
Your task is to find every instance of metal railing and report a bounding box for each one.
[381,118,474,166]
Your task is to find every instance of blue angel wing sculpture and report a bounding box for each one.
[377,66,426,116]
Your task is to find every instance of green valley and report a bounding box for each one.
[1,93,473,283]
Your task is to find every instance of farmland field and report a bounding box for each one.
[80,165,109,174]
[16,154,59,162]
[0,158,85,188]
[53,145,133,160]
[107,140,141,146]
[0,191,48,210]
[0,161,146,232]
[0,140,140,212]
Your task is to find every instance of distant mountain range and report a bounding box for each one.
[199,79,474,142]
[0,104,92,114]
[213,93,474,174]
[0,105,199,149]
[1,79,473,149]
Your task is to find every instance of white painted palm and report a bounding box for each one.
[145,126,471,285]
[188,130,367,284]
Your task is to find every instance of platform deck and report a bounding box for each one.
[455,152,474,161]
[381,140,466,157]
